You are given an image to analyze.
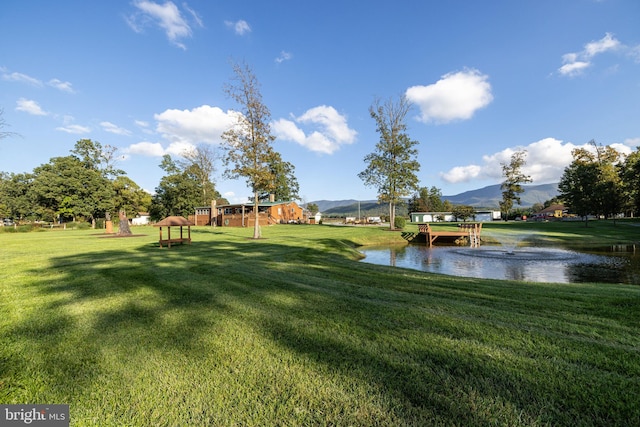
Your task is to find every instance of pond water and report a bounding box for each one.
[360,243,640,285]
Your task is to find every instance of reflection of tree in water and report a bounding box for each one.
[503,262,527,281]
[566,261,629,284]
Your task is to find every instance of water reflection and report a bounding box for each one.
[360,244,639,285]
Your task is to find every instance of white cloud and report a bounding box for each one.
[222,191,249,204]
[127,1,198,49]
[584,32,620,57]
[441,165,483,183]
[124,105,238,159]
[275,51,292,63]
[126,141,166,157]
[559,33,621,77]
[441,137,584,184]
[154,104,238,145]
[15,98,48,116]
[48,78,75,93]
[56,124,91,134]
[273,105,357,154]
[135,120,155,135]
[101,121,132,136]
[272,118,306,144]
[2,71,42,87]
[2,68,75,93]
[623,137,640,148]
[629,45,640,63]
[558,61,590,77]
[610,143,633,157]
[225,19,251,35]
[183,3,203,28]
[406,69,493,124]
[165,141,195,156]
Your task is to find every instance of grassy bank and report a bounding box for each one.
[1,224,639,426]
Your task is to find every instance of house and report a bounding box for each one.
[131,212,150,226]
[190,199,306,227]
[532,204,567,220]
[410,210,501,223]
[191,204,216,226]
[218,200,305,227]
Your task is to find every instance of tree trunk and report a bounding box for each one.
[253,191,260,239]
[389,201,395,230]
[118,210,132,235]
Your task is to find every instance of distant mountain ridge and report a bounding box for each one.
[441,183,559,208]
[310,183,558,214]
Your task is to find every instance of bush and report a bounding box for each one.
[0,224,33,233]
[394,216,406,229]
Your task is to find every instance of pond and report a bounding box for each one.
[360,243,640,285]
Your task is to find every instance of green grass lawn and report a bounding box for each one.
[1,223,639,426]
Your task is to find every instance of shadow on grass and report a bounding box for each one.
[4,233,640,425]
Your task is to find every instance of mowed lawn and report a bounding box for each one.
[1,223,639,426]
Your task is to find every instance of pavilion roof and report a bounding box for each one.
[154,216,194,227]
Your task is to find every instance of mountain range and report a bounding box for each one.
[310,183,559,216]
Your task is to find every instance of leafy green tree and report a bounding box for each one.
[358,95,420,230]
[558,141,622,226]
[451,205,475,222]
[408,186,444,213]
[500,150,532,220]
[150,155,207,220]
[71,138,124,178]
[558,149,598,226]
[1,139,148,226]
[620,147,640,217]
[112,176,152,217]
[306,203,319,214]
[596,148,623,223]
[258,152,299,202]
[30,155,112,223]
[531,202,544,214]
[69,139,125,225]
[0,172,34,221]
[222,61,278,238]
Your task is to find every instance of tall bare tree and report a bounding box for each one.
[0,108,18,140]
[358,95,420,230]
[221,61,277,238]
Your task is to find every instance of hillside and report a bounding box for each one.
[311,183,558,216]
[442,183,559,208]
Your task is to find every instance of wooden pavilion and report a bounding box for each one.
[154,216,194,248]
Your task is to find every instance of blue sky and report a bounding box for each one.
[1,1,639,205]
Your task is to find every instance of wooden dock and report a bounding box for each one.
[418,223,482,247]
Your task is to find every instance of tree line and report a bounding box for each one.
[404,141,640,224]
[3,65,638,230]
[559,140,640,225]
[0,139,151,226]
[0,62,300,230]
